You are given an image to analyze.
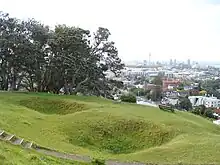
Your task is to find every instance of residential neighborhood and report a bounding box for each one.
[108,59,220,125]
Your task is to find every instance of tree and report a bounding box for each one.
[120,94,136,103]
[199,105,206,116]
[202,79,220,98]
[192,106,217,119]
[149,76,162,101]
[178,96,192,111]
[0,11,125,98]
[49,25,92,94]
[177,83,184,90]
[151,76,163,86]
[130,87,150,96]
[150,89,162,101]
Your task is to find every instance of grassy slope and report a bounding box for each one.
[0,92,220,164]
[0,140,89,165]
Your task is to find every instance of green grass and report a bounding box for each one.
[0,140,89,165]
[0,91,220,164]
[19,97,87,115]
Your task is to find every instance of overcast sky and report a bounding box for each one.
[1,0,220,63]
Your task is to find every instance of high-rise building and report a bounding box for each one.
[169,59,173,66]
[187,59,191,66]
[174,59,177,65]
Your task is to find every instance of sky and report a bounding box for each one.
[1,0,220,63]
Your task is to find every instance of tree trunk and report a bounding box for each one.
[11,67,17,91]
[73,77,89,95]
[64,79,69,95]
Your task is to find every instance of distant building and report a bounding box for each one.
[189,96,220,108]
[169,59,173,66]
[162,79,181,91]
[164,71,174,79]
[145,84,161,91]
[174,59,177,65]
[187,59,191,66]
[184,86,193,91]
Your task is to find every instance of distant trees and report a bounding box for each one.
[177,96,192,111]
[150,87,162,101]
[151,76,163,86]
[192,105,217,120]
[120,94,136,103]
[150,76,162,101]
[202,79,220,98]
[129,87,150,96]
[0,12,124,97]
[177,83,184,90]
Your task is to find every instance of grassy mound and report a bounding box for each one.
[1,92,220,164]
[65,113,176,154]
[19,97,86,115]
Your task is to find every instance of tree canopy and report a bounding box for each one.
[177,96,192,111]
[202,79,220,98]
[0,12,124,97]
[151,76,163,86]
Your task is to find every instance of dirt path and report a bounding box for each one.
[35,148,91,162]
[0,129,148,165]
[36,148,146,165]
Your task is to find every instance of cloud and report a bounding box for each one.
[0,0,220,62]
[205,0,220,5]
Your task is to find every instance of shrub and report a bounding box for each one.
[120,94,136,103]
[191,106,218,120]
[91,158,105,165]
[191,108,200,115]
[159,104,174,113]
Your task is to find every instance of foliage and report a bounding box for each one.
[133,77,148,85]
[199,90,207,95]
[150,88,162,101]
[149,76,162,101]
[0,11,124,97]
[159,104,175,113]
[177,83,184,90]
[120,94,137,103]
[204,109,216,119]
[91,158,105,165]
[130,87,150,96]
[177,96,192,111]
[151,76,163,86]
[202,79,220,98]
[192,105,218,120]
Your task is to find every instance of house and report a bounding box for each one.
[162,79,181,91]
[213,120,220,125]
[214,108,220,114]
[189,96,220,108]
[145,84,161,91]
[184,86,193,91]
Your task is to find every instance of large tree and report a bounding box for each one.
[0,12,125,97]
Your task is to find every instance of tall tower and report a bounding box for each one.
[170,59,173,66]
[149,52,151,66]
[187,59,191,66]
[174,59,177,65]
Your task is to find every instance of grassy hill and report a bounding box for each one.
[0,92,220,164]
[0,140,89,165]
